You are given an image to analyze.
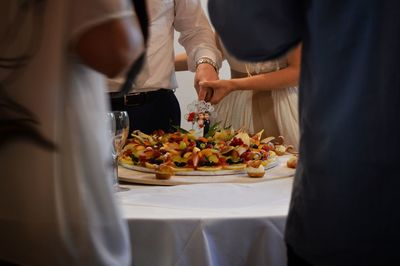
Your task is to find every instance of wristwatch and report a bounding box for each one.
[195,57,219,73]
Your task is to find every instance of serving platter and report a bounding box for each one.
[120,158,278,176]
[118,155,295,186]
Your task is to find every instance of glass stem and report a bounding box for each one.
[112,154,119,190]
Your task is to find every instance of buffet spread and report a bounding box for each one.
[116,100,297,184]
[119,126,297,183]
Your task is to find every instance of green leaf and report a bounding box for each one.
[171,125,190,134]
[205,121,221,138]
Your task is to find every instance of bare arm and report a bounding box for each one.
[75,16,144,78]
[227,44,300,91]
[202,44,302,104]
[175,52,189,71]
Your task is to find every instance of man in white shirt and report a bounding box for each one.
[109,0,222,134]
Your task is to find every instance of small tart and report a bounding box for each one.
[246,165,265,178]
[246,160,265,178]
[155,164,174,180]
[286,156,298,169]
[155,172,172,180]
[274,145,286,156]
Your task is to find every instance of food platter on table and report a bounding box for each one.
[119,124,296,180]
[120,157,279,176]
[117,155,295,186]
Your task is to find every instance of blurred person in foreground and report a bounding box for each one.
[0,0,144,265]
[209,0,400,265]
[108,0,222,135]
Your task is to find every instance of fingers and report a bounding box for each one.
[199,81,212,88]
[194,66,219,102]
[198,81,215,102]
[205,88,214,102]
[198,87,214,102]
[198,87,207,101]
[209,92,221,105]
[200,81,223,104]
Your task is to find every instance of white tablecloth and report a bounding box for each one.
[117,160,294,266]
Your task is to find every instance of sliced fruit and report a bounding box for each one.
[251,129,264,142]
[183,152,192,159]
[208,154,219,164]
[179,141,187,150]
[201,148,214,157]
[234,132,251,146]
[192,152,199,168]
[144,162,157,169]
[119,156,133,165]
[220,146,234,154]
[235,146,247,156]
[260,136,275,144]
[135,145,146,151]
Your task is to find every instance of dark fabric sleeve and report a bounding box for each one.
[208,0,304,62]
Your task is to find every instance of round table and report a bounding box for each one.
[117,156,294,266]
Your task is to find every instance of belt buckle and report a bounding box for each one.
[124,92,145,107]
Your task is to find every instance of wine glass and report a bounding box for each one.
[107,111,130,192]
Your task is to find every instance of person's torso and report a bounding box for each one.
[287,0,400,264]
[221,42,288,76]
[133,0,177,92]
[214,42,287,136]
[0,0,130,264]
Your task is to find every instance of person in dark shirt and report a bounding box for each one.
[208,0,400,265]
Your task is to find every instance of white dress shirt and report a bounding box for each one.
[109,0,221,93]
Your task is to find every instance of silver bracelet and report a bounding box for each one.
[195,57,219,73]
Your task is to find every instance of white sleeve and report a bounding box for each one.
[174,0,222,71]
[69,0,134,45]
[61,1,135,266]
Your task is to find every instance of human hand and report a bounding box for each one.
[194,63,219,101]
[198,79,234,104]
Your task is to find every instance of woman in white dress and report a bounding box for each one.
[209,40,300,150]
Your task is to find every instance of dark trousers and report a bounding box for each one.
[110,89,181,135]
[287,245,313,266]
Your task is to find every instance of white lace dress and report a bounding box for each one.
[213,45,299,150]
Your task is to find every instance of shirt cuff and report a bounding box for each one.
[188,46,222,72]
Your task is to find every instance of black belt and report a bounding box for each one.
[109,89,173,107]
